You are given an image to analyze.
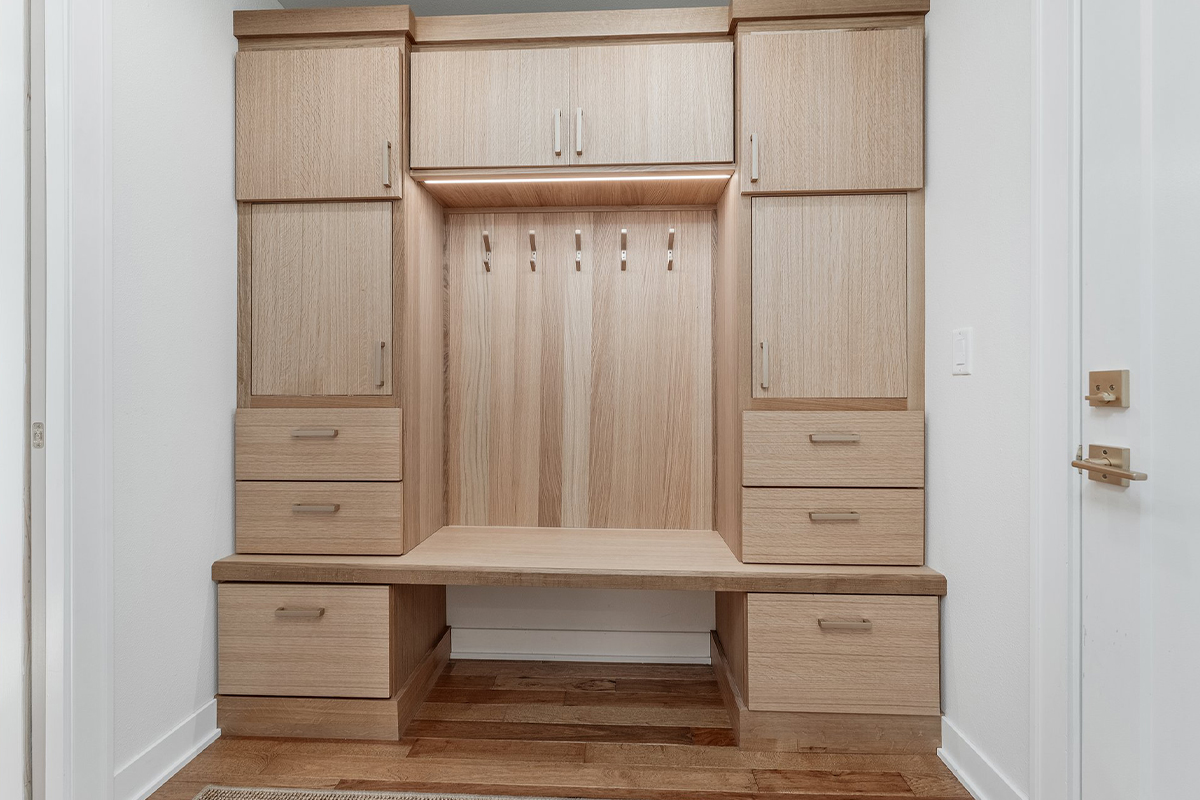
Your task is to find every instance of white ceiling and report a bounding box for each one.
[277,0,720,14]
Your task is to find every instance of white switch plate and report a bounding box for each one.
[952,328,972,375]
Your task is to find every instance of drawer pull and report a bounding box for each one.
[290,429,338,439]
[809,511,860,521]
[291,504,340,514]
[275,607,326,619]
[818,618,872,631]
[810,433,861,443]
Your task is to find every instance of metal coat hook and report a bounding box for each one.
[529,230,537,271]
[620,228,628,271]
[575,229,582,271]
[667,228,675,271]
[482,230,491,272]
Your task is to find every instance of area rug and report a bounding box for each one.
[193,789,587,800]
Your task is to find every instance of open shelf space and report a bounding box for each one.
[212,525,946,595]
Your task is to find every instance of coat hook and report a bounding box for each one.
[667,227,675,271]
[529,229,537,271]
[482,230,491,272]
[620,228,628,271]
[575,229,582,271]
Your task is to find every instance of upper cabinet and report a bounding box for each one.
[410,41,733,169]
[235,47,403,201]
[739,27,924,193]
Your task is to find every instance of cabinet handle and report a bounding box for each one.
[576,107,583,155]
[291,504,340,514]
[750,133,759,183]
[760,340,769,389]
[818,618,872,631]
[554,109,562,156]
[275,607,326,619]
[809,512,861,521]
[382,140,392,187]
[374,340,386,388]
[290,429,338,439]
[810,433,861,443]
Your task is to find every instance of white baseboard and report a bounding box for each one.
[113,699,220,800]
[938,716,1028,800]
[450,628,711,663]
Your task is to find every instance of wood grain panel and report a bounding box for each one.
[234,6,415,39]
[236,481,404,555]
[742,488,924,565]
[235,47,402,200]
[235,408,401,481]
[729,0,930,22]
[571,42,733,166]
[410,48,569,169]
[739,27,923,192]
[420,172,731,209]
[742,411,924,488]
[746,594,940,715]
[216,693,402,741]
[752,195,907,400]
[218,583,393,698]
[250,203,392,398]
[447,211,713,530]
[412,6,730,44]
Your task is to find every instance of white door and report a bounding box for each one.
[1080,0,1199,797]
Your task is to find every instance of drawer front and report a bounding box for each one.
[236,482,403,555]
[742,411,923,487]
[218,583,392,698]
[742,488,924,565]
[747,594,939,715]
[235,409,402,481]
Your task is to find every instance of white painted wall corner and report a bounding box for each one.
[940,717,1029,800]
[113,700,220,800]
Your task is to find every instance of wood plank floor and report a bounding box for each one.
[150,660,970,800]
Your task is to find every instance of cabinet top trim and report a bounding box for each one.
[234,5,417,40]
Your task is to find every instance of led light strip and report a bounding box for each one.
[421,173,733,185]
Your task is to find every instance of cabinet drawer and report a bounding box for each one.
[742,411,923,488]
[742,489,923,565]
[236,482,403,555]
[747,594,939,715]
[218,583,393,698]
[235,409,402,481]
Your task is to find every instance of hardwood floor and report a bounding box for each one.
[150,660,969,800]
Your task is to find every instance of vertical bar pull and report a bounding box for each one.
[760,339,769,389]
[575,229,582,271]
[482,230,491,272]
[375,340,386,387]
[576,107,583,155]
[554,109,562,156]
[750,133,759,183]
[529,230,537,271]
[667,228,675,271]
[382,140,392,188]
[620,228,628,271]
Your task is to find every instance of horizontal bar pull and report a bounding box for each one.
[810,433,861,443]
[275,607,326,619]
[291,504,340,514]
[818,618,872,631]
[290,429,338,439]
[1071,457,1148,482]
[809,511,861,522]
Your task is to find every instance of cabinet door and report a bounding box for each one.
[752,195,907,399]
[740,27,923,193]
[571,41,733,166]
[410,48,570,168]
[235,47,402,200]
[251,203,392,397]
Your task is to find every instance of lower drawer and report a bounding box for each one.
[742,488,924,565]
[218,583,393,698]
[746,593,940,715]
[236,481,404,555]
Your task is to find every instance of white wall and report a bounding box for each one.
[110,2,278,798]
[925,4,1032,799]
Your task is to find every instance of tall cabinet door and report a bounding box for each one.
[739,27,923,193]
[251,203,392,398]
[752,195,908,400]
[570,41,734,166]
[235,47,402,201]
[410,48,570,168]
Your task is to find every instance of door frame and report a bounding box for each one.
[1029,0,1083,798]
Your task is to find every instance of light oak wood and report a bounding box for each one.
[746,594,940,716]
[571,42,733,166]
[397,627,452,738]
[906,189,926,409]
[234,408,402,481]
[742,411,924,488]
[234,5,415,39]
[752,195,908,400]
[211,526,947,595]
[715,591,748,699]
[714,174,744,557]
[391,585,449,694]
[410,48,569,169]
[729,0,930,23]
[235,47,402,200]
[739,26,923,192]
[412,6,730,45]
[742,488,924,565]
[235,481,404,556]
[446,211,713,530]
[218,583,394,698]
[250,203,393,398]
[416,168,732,209]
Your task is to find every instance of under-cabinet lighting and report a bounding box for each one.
[421,173,733,185]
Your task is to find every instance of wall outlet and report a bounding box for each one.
[952,328,972,375]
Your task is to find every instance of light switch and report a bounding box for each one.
[952,328,972,375]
